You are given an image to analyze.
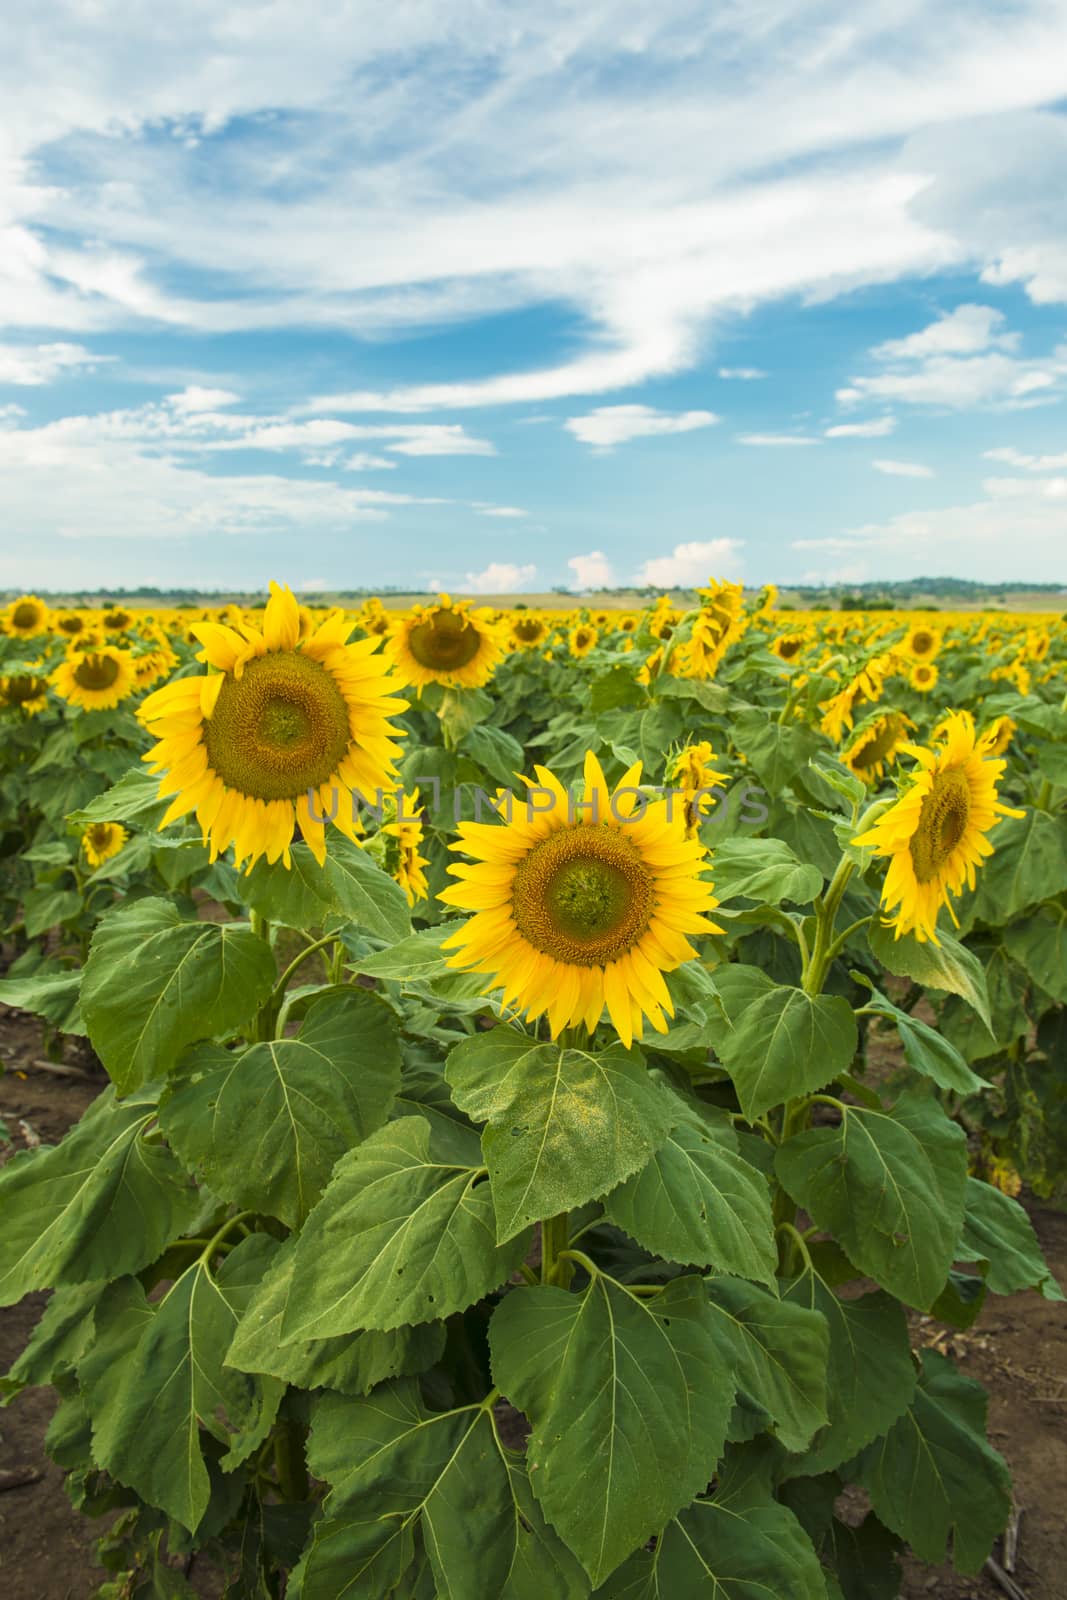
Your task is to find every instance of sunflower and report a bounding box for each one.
[842,711,914,785]
[904,623,941,660]
[139,582,408,869]
[381,790,431,906]
[820,652,895,741]
[51,646,137,711]
[771,630,807,662]
[101,607,134,633]
[853,711,1024,944]
[679,578,747,679]
[509,614,549,651]
[82,821,128,869]
[980,715,1016,758]
[569,623,598,659]
[54,611,87,638]
[3,595,49,637]
[617,613,638,633]
[387,594,503,691]
[909,661,938,694]
[990,658,1030,695]
[0,674,49,715]
[439,751,722,1047]
[669,741,728,835]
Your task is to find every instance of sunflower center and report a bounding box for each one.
[511,825,655,966]
[407,611,482,671]
[778,637,802,660]
[911,630,934,656]
[86,823,113,850]
[104,611,131,630]
[74,654,120,690]
[909,768,972,883]
[203,649,353,801]
[12,603,40,629]
[58,615,84,634]
[851,716,903,772]
[6,676,39,703]
[514,618,543,642]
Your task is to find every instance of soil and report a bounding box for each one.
[1,1009,1065,1600]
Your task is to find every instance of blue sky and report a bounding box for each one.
[2,2,1066,592]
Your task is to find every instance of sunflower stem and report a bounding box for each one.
[541,1212,574,1288]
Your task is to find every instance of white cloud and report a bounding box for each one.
[387,426,496,457]
[343,452,397,470]
[0,341,107,385]
[464,561,536,593]
[872,458,935,478]
[568,550,615,589]
[736,433,820,447]
[168,385,240,411]
[636,538,743,587]
[871,304,1017,361]
[476,505,528,518]
[984,445,1067,471]
[298,577,327,590]
[838,306,1067,411]
[825,416,896,438]
[792,476,1067,580]
[565,404,718,449]
[718,366,765,380]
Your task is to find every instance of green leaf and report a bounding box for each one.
[22,886,81,938]
[854,1349,1011,1574]
[940,943,1028,1063]
[490,1275,735,1585]
[732,711,823,793]
[81,1236,286,1534]
[281,1115,529,1339]
[599,1495,829,1600]
[775,1091,968,1310]
[1,1281,104,1400]
[654,673,731,714]
[1003,906,1067,1003]
[81,898,277,1095]
[779,1271,916,1475]
[965,808,1067,924]
[303,1382,585,1600]
[603,1103,776,1282]
[349,925,461,981]
[703,1277,829,1453]
[717,986,858,1121]
[956,1176,1064,1300]
[66,766,171,830]
[852,973,986,1094]
[227,1233,446,1395]
[711,837,823,907]
[868,921,992,1032]
[445,1030,672,1241]
[322,834,411,942]
[241,843,340,928]
[0,1087,200,1306]
[160,990,400,1228]
[0,968,85,1035]
[465,723,525,784]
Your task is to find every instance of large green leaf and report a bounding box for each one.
[81,898,276,1095]
[160,990,400,1227]
[964,808,1067,924]
[241,843,341,929]
[0,967,85,1035]
[1,1281,104,1400]
[81,1236,286,1533]
[775,1091,968,1310]
[489,1275,734,1585]
[445,1031,672,1241]
[603,1102,776,1282]
[854,1349,1011,1573]
[599,1495,828,1600]
[711,837,823,907]
[955,1176,1064,1301]
[852,973,985,1094]
[732,711,823,793]
[303,1381,586,1600]
[717,986,858,1120]
[322,834,412,942]
[350,925,459,981]
[66,766,171,830]
[940,943,1029,1063]
[280,1115,528,1339]
[779,1270,916,1476]
[1003,906,1067,1003]
[0,1087,199,1306]
[227,1233,446,1395]
[703,1277,829,1453]
[867,921,991,1031]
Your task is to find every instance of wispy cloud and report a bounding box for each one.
[984,445,1067,471]
[736,433,820,447]
[565,404,718,449]
[825,417,896,438]
[718,366,765,380]
[464,561,537,592]
[0,342,109,385]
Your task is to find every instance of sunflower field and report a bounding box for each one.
[0,579,1065,1598]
